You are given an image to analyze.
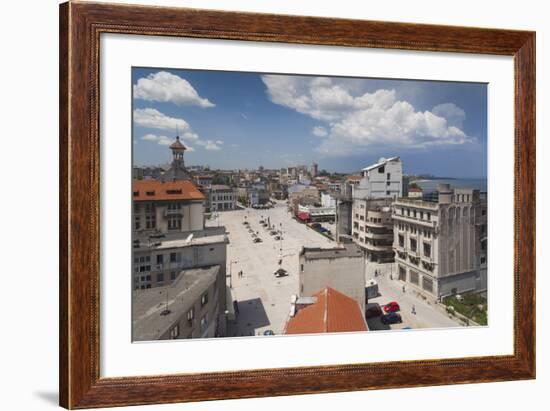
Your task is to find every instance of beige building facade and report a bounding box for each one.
[392,184,487,299]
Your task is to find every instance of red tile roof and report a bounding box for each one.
[133,179,205,202]
[285,287,367,335]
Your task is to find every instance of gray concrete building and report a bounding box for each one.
[298,243,366,313]
[392,183,487,299]
[132,229,228,291]
[132,266,224,341]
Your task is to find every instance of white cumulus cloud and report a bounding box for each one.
[312,126,328,137]
[140,133,195,151]
[261,75,474,155]
[134,108,190,132]
[133,71,215,107]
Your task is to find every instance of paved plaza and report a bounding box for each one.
[207,200,334,336]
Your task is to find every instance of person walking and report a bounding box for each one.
[411,304,416,315]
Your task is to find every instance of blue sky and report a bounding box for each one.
[132,67,487,177]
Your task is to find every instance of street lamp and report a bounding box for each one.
[229,259,238,288]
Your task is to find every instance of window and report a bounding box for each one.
[413,210,417,218]
[156,254,163,264]
[427,213,431,221]
[170,324,179,339]
[134,216,141,230]
[410,271,419,285]
[170,271,177,281]
[422,276,434,293]
[398,234,404,247]
[378,165,385,174]
[187,308,194,325]
[386,190,390,195]
[407,209,410,217]
[410,238,417,252]
[201,292,208,306]
[398,266,406,281]
[145,275,151,281]
[170,252,178,263]
[168,216,182,230]
[423,242,431,257]
[420,212,424,220]
[157,273,164,283]
[386,181,391,186]
[145,214,156,229]
[387,172,391,180]
[200,315,208,332]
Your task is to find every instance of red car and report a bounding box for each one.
[383,301,400,313]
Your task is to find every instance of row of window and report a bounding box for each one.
[397,223,433,238]
[398,207,432,221]
[397,235,432,257]
[212,194,235,202]
[398,265,434,293]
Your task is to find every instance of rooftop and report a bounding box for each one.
[133,179,205,202]
[285,287,368,335]
[361,156,400,172]
[299,243,363,260]
[135,232,227,251]
[169,136,187,150]
[132,266,219,341]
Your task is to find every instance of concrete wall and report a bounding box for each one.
[299,255,366,312]
[135,200,204,233]
[354,158,403,200]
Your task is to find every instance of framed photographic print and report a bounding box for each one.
[59,1,535,409]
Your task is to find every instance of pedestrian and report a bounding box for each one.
[412,305,416,315]
[402,285,406,293]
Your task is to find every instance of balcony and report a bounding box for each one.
[364,231,393,240]
[164,209,183,217]
[392,213,437,228]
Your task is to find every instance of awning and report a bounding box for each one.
[297,211,310,221]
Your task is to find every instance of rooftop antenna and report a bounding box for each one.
[176,124,179,139]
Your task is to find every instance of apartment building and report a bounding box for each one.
[210,185,237,211]
[392,184,487,299]
[353,157,403,200]
[132,229,227,290]
[352,198,395,263]
[298,243,366,313]
[132,266,224,341]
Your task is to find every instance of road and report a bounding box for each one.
[364,262,461,330]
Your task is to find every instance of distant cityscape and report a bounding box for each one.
[131,135,488,341]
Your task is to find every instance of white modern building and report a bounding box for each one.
[353,157,403,200]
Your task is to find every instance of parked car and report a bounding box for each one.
[274,268,288,277]
[383,301,400,313]
[253,238,262,243]
[270,231,278,235]
[381,312,402,325]
[365,305,383,318]
[263,330,275,336]
[274,235,282,241]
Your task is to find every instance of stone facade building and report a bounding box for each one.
[392,184,487,299]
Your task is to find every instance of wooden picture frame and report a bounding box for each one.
[59,1,535,408]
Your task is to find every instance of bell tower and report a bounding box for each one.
[170,135,187,168]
